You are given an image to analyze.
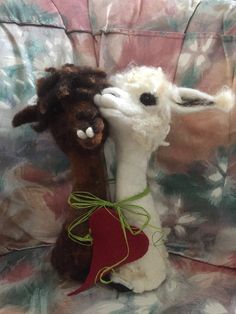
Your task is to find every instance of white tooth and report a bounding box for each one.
[86,127,95,138]
[77,130,87,139]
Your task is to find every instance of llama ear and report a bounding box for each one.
[12,105,38,127]
[45,67,57,73]
[170,87,235,114]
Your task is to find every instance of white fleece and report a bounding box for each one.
[94,66,234,293]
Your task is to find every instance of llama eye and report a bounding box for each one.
[139,93,157,106]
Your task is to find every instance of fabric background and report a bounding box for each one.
[0,0,236,313]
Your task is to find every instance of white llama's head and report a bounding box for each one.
[94,66,234,152]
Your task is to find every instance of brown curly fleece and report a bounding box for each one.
[12,64,109,281]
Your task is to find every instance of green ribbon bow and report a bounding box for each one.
[67,187,163,247]
[67,187,164,284]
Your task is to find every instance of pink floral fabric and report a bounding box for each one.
[0,0,236,313]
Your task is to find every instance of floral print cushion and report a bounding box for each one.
[154,108,236,267]
[0,0,236,262]
[94,0,236,267]
[0,0,90,30]
[0,0,236,312]
[1,246,236,314]
[0,0,236,263]
[0,0,236,314]
[0,0,96,255]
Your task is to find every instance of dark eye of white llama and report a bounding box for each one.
[139,93,157,106]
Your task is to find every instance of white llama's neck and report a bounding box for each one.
[116,140,149,200]
[115,139,160,230]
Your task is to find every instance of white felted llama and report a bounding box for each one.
[94,66,234,293]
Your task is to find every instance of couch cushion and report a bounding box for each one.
[0,0,96,254]
[0,0,236,271]
[95,0,236,268]
[0,246,236,313]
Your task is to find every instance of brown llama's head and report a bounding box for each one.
[12,64,109,153]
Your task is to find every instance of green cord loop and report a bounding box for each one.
[67,187,164,284]
[67,187,164,247]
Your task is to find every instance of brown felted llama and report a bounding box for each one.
[12,64,109,281]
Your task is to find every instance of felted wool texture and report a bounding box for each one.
[94,65,234,293]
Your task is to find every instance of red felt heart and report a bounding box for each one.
[68,207,149,296]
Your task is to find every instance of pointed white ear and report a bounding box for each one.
[178,87,214,102]
[170,87,235,114]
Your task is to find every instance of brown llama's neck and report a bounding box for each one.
[68,148,108,200]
